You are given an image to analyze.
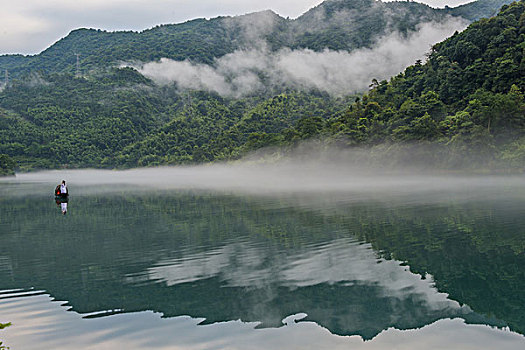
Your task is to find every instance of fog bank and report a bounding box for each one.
[133,18,467,96]
[3,150,524,197]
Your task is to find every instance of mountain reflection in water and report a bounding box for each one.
[0,179,524,345]
[124,237,476,339]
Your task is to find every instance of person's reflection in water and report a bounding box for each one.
[55,198,68,215]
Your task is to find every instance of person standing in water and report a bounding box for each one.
[60,180,68,195]
[55,180,68,215]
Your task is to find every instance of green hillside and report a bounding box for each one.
[278,0,525,169]
[112,0,525,170]
[0,0,523,172]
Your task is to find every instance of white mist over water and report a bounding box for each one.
[3,157,524,199]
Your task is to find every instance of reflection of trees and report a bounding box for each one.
[343,199,525,334]
[0,190,522,338]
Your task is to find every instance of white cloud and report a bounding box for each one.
[134,18,467,96]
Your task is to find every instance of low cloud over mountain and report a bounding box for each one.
[135,17,467,96]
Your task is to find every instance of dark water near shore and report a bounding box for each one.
[0,173,524,349]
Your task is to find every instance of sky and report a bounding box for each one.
[0,0,475,55]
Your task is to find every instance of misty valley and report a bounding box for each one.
[0,0,524,173]
[1,0,525,349]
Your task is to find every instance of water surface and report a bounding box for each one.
[0,171,524,349]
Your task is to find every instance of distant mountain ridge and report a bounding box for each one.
[0,0,514,79]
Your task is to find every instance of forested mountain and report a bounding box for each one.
[279,0,525,168]
[0,0,513,78]
[0,0,523,172]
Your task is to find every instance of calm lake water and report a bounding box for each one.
[0,169,524,349]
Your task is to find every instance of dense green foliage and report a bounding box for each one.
[0,74,349,169]
[0,0,523,171]
[0,69,167,169]
[113,92,349,167]
[0,154,15,176]
[272,0,525,169]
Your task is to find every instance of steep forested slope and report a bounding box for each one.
[0,69,165,168]
[279,0,525,168]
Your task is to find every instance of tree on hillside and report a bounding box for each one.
[0,154,16,176]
